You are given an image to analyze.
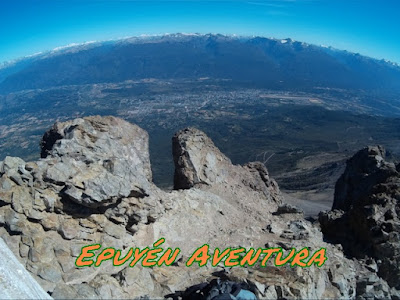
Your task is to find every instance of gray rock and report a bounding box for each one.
[275,203,304,215]
[40,116,152,207]
[320,145,400,290]
[0,156,25,175]
[172,127,231,189]
[0,237,51,299]
[51,284,78,299]
[391,287,400,300]
[172,127,282,209]
[280,220,310,240]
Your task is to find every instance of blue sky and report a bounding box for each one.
[1,0,400,64]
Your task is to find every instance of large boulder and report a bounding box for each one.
[333,145,398,211]
[172,128,282,211]
[40,116,152,207]
[320,146,400,290]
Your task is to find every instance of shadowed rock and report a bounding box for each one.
[333,145,398,211]
[320,145,400,290]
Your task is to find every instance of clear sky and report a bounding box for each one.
[1,0,400,64]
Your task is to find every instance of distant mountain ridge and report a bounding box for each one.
[1,33,400,96]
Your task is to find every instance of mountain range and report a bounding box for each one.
[1,33,400,109]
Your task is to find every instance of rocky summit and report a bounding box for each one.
[0,116,399,299]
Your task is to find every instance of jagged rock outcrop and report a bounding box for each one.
[333,146,398,211]
[0,116,389,299]
[173,128,282,211]
[40,116,152,207]
[320,146,400,294]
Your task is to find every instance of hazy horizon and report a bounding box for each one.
[1,0,400,65]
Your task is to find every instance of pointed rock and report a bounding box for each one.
[172,127,282,206]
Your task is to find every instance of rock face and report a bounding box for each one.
[0,116,397,299]
[40,116,152,207]
[333,146,398,211]
[320,146,400,292]
[172,127,282,210]
[0,237,52,299]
